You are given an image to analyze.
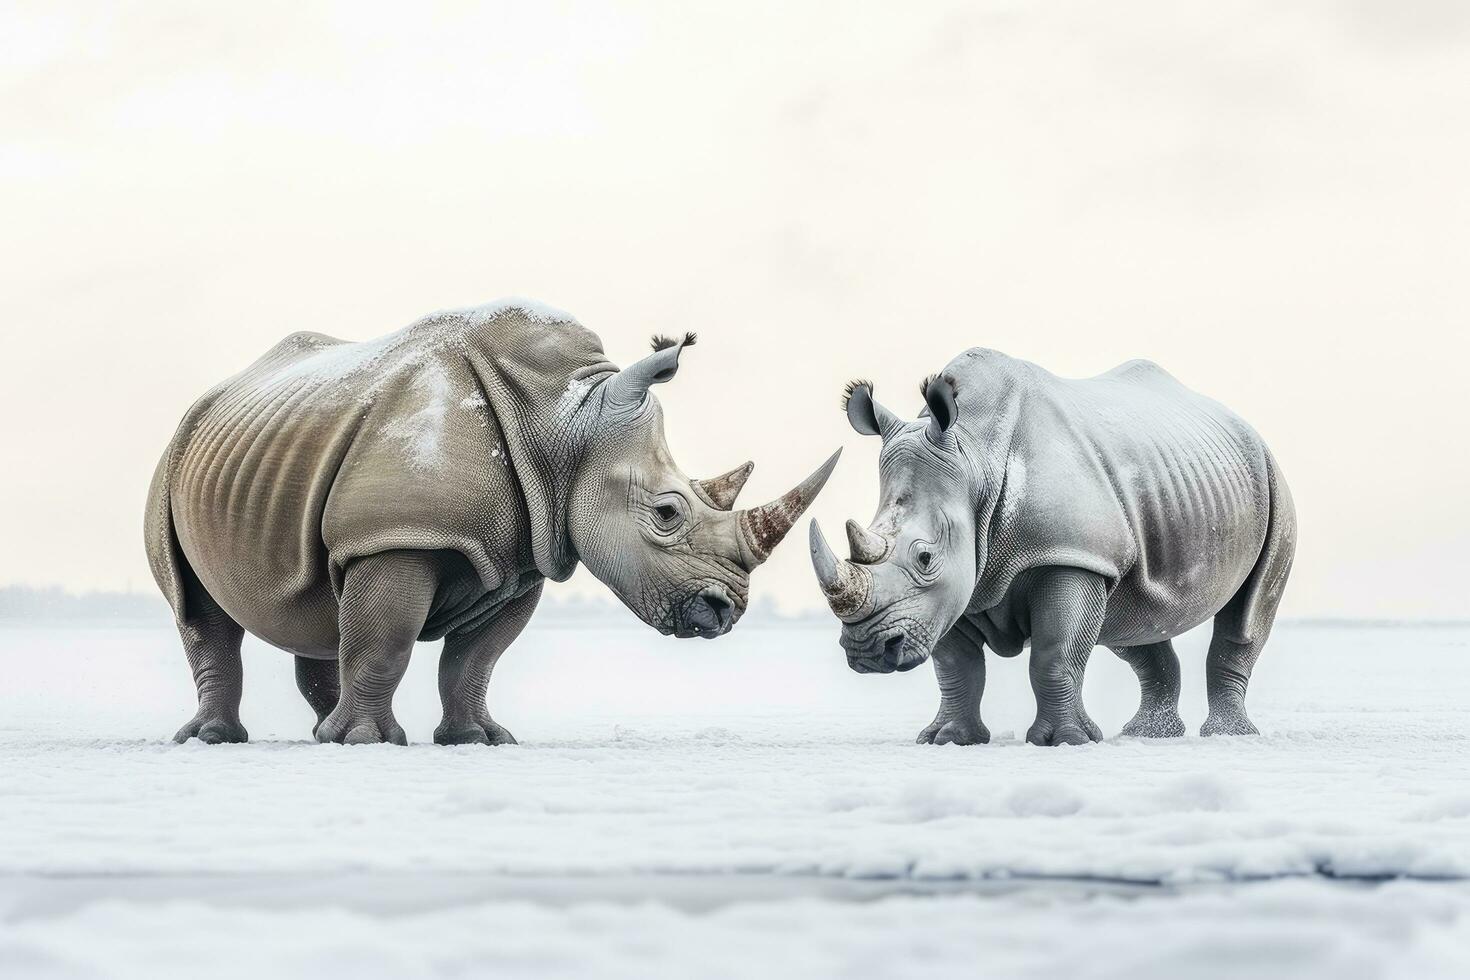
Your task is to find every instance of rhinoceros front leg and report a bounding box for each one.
[1110,641,1185,738]
[434,581,542,746]
[315,550,439,746]
[1026,566,1108,747]
[172,574,248,745]
[916,619,989,745]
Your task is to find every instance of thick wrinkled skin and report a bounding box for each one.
[146,300,835,745]
[813,350,1295,745]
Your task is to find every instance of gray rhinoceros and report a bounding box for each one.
[146,299,838,745]
[810,349,1295,745]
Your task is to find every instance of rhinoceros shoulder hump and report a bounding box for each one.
[1098,358,1180,388]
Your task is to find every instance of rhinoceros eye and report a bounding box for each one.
[909,538,941,580]
[649,494,688,534]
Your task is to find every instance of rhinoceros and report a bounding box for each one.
[146,299,838,745]
[809,349,1295,745]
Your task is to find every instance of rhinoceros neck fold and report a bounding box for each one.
[934,352,1028,616]
[461,319,616,584]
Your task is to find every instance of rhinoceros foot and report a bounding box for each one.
[434,716,518,747]
[1200,711,1259,737]
[173,713,248,745]
[1120,708,1186,739]
[916,717,990,746]
[1026,712,1103,747]
[316,703,407,746]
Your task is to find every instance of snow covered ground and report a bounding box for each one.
[2,619,1468,978]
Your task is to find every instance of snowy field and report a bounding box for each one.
[2,619,1468,978]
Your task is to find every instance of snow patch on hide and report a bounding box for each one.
[558,375,597,413]
[268,298,576,392]
[449,296,578,326]
[1001,453,1026,523]
[380,362,453,471]
[267,324,468,403]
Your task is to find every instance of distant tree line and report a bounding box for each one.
[0,585,830,628]
[0,586,171,623]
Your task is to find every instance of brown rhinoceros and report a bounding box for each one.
[146,299,837,745]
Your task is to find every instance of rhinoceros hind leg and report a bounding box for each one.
[1200,634,1263,737]
[434,581,541,746]
[172,572,248,745]
[1202,451,1296,737]
[294,656,340,737]
[315,551,438,746]
[1112,641,1185,738]
[916,619,989,746]
[1025,567,1108,747]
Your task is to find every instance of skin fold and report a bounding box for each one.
[147,300,838,745]
[811,349,1295,746]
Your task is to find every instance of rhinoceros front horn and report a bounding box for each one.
[737,449,841,567]
[809,520,875,622]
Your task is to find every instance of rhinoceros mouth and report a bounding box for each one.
[670,585,742,639]
[841,622,930,674]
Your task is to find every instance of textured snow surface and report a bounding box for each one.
[2,621,1467,977]
[4,879,1468,980]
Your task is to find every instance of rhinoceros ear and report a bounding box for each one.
[922,373,958,439]
[606,333,696,408]
[843,380,903,439]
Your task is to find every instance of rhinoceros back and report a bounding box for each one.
[959,352,1274,644]
[147,305,608,656]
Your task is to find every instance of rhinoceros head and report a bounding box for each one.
[569,333,840,638]
[810,376,976,672]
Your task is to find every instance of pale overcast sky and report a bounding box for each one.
[2,1,1467,618]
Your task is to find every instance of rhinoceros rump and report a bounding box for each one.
[811,350,1295,746]
[146,300,837,745]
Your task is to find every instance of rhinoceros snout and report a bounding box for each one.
[843,629,925,674]
[676,586,737,639]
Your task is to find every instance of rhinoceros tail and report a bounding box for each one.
[144,444,189,624]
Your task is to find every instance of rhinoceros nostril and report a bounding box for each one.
[684,588,735,638]
[702,589,732,629]
[881,634,904,662]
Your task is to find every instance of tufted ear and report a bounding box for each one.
[843,380,904,439]
[923,373,958,439]
[606,333,696,408]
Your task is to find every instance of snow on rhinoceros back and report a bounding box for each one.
[810,349,1295,746]
[145,299,839,746]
